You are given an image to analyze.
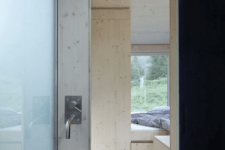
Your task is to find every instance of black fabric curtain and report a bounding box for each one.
[179,0,225,150]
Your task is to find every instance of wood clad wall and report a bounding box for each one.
[58,0,90,149]
[170,0,178,149]
[131,44,170,52]
[130,0,170,44]
[131,143,153,150]
[91,9,131,150]
[92,0,130,8]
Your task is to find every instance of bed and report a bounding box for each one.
[131,106,170,150]
[131,123,169,141]
[131,106,170,131]
[131,124,169,150]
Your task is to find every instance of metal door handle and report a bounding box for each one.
[65,114,76,139]
[65,100,82,139]
[69,101,82,113]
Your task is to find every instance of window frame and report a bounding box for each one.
[131,51,170,108]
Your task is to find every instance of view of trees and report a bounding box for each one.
[131,56,144,81]
[146,56,167,80]
[131,56,167,82]
[131,56,168,112]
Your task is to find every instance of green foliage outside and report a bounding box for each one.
[131,61,140,82]
[131,56,145,85]
[146,56,167,80]
[131,56,168,112]
[131,77,168,112]
[133,56,144,76]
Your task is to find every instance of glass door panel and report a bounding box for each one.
[0,1,56,150]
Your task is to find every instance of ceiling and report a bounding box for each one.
[131,0,170,44]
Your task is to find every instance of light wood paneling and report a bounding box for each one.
[131,44,170,52]
[170,0,178,149]
[58,0,90,149]
[131,124,169,141]
[91,9,131,150]
[131,0,170,44]
[153,136,170,150]
[92,9,130,20]
[92,0,130,8]
[131,143,153,150]
[131,130,169,141]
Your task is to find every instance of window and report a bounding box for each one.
[131,54,169,113]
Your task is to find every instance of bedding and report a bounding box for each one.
[131,106,170,131]
[161,118,170,131]
[147,106,170,114]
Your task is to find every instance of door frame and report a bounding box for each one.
[35,1,58,149]
[57,0,91,149]
[170,0,179,149]
[54,0,58,150]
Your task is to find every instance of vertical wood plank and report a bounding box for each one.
[131,44,170,52]
[58,0,90,149]
[170,0,178,149]
[91,9,131,150]
[131,143,153,150]
[92,0,130,8]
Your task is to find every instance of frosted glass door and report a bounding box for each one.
[0,1,56,150]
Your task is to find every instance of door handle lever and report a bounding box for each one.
[65,97,82,139]
[65,114,76,139]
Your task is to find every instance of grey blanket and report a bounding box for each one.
[131,113,170,131]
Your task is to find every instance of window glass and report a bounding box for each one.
[131,55,168,113]
[0,1,55,149]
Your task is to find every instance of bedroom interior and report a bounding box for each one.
[91,0,177,150]
[0,0,178,150]
[130,0,171,149]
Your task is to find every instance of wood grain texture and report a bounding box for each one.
[131,0,169,44]
[131,44,170,52]
[92,9,130,20]
[91,9,131,150]
[58,0,90,149]
[170,0,178,149]
[131,124,169,141]
[131,130,169,141]
[153,136,170,150]
[131,131,169,142]
[92,0,130,8]
[131,143,153,150]
[131,141,153,143]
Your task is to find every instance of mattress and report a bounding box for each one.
[131,124,169,141]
